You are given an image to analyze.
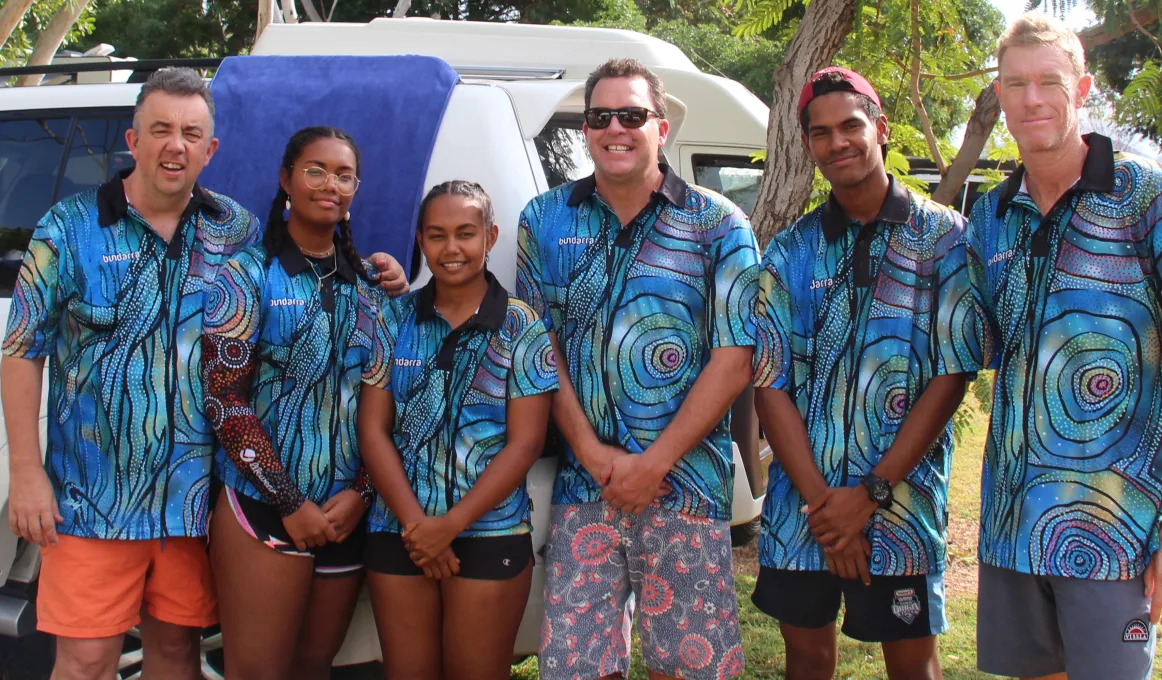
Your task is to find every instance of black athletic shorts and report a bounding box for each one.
[364,531,532,580]
[217,484,366,577]
[751,567,948,643]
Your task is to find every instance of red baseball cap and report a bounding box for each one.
[797,66,882,120]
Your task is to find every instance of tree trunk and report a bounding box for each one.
[931,82,999,206]
[15,0,95,87]
[750,0,858,246]
[0,0,37,54]
[300,0,324,21]
[393,0,411,17]
[281,0,299,24]
[257,0,276,41]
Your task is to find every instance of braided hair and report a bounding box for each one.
[416,180,495,231]
[264,126,373,282]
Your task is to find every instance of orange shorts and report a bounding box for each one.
[37,535,217,638]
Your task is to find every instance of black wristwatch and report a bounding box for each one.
[862,474,893,510]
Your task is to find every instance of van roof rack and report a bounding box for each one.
[0,58,562,82]
[0,57,223,79]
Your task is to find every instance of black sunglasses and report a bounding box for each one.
[584,106,662,130]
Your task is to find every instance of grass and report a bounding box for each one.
[512,385,1162,679]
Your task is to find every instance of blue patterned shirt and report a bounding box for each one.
[365,272,559,536]
[971,134,1162,579]
[754,178,993,575]
[516,166,760,520]
[201,241,387,515]
[2,172,258,539]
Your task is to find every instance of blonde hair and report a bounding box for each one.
[997,11,1086,77]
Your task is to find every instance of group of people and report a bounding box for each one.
[3,8,1161,680]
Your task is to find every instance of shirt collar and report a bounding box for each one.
[566,163,688,208]
[415,269,509,331]
[97,168,224,228]
[277,235,359,285]
[995,132,1116,218]
[821,174,911,243]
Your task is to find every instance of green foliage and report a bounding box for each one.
[1115,59,1162,140]
[82,0,254,59]
[1024,0,1082,16]
[730,0,797,37]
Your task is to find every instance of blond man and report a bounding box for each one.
[968,12,1162,679]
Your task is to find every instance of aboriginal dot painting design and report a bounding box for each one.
[365,280,559,537]
[515,177,760,521]
[752,190,993,576]
[970,146,1162,579]
[1,182,258,539]
[202,245,386,512]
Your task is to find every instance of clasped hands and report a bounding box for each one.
[803,486,878,586]
[402,514,463,580]
[587,443,672,514]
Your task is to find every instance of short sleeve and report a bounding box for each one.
[515,199,553,332]
[2,213,66,359]
[507,303,559,399]
[202,250,265,343]
[709,206,761,349]
[931,212,996,377]
[752,237,794,390]
[363,300,395,389]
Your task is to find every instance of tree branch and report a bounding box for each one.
[1077,6,1158,51]
[0,0,37,55]
[393,0,411,17]
[932,81,1000,206]
[910,0,946,175]
[16,0,95,87]
[1129,3,1162,58]
[300,0,324,22]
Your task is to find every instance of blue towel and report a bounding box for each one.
[200,55,459,272]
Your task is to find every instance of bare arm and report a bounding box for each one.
[754,387,826,505]
[356,383,426,529]
[2,355,60,546]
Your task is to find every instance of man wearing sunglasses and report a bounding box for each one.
[749,67,993,680]
[518,58,759,680]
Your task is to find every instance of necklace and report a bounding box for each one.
[299,244,336,258]
[306,251,338,294]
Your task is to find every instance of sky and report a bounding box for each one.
[990,1,1096,31]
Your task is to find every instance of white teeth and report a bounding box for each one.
[161,163,182,170]
[443,262,465,269]
[607,145,631,153]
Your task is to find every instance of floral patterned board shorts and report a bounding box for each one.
[539,501,745,680]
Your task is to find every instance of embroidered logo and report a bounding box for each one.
[809,277,834,291]
[1124,619,1150,643]
[558,237,595,246]
[891,588,922,625]
[988,249,1014,267]
[101,252,139,264]
[394,358,423,368]
[270,298,305,307]
[502,558,511,567]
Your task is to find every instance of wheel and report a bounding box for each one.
[730,517,760,547]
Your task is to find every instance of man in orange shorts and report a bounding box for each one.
[0,67,256,679]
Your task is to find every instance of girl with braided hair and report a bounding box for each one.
[201,126,398,680]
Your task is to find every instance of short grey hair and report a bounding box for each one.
[133,67,215,132]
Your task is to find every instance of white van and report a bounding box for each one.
[0,20,771,676]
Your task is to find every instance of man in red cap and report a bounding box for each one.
[749,66,994,679]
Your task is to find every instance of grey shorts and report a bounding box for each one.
[538,502,744,680]
[977,563,1157,679]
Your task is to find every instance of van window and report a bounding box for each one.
[534,115,592,188]
[0,117,72,294]
[0,112,133,296]
[63,116,134,196]
[692,154,763,216]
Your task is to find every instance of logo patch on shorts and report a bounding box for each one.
[1124,619,1150,643]
[891,588,922,625]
